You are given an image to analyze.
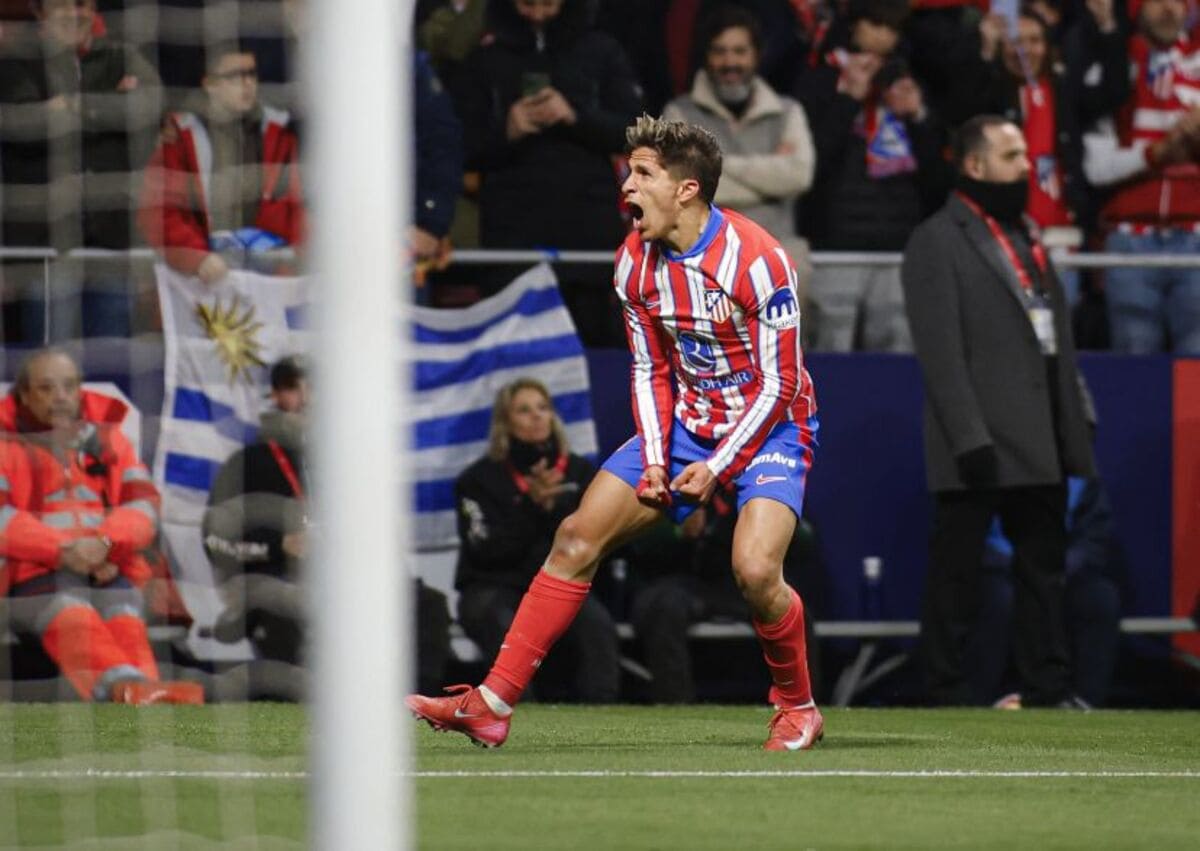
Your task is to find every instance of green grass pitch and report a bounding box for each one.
[1,703,1197,848]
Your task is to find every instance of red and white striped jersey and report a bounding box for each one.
[613,206,817,484]
[1101,32,1200,226]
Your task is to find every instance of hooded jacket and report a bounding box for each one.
[0,391,159,595]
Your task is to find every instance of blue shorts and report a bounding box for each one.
[601,417,818,524]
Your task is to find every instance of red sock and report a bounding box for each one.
[482,571,590,706]
[42,605,139,701]
[105,614,161,681]
[753,587,813,707]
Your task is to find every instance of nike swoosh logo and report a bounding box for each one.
[783,736,811,751]
[454,709,480,719]
[755,474,788,485]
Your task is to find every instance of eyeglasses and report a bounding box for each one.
[210,68,258,82]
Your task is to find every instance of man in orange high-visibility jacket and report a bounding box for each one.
[0,348,202,704]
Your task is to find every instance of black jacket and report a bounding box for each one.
[0,35,162,248]
[451,0,642,250]
[203,412,306,583]
[901,194,1096,492]
[454,452,593,591]
[796,61,949,250]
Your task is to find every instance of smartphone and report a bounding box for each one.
[991,0,1019,36]
[521,71,551,97]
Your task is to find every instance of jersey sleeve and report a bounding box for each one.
[705,246,802,484]
[614,244,674,469]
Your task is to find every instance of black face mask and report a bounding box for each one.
[508,436,559,471]
[956,174,1029,225]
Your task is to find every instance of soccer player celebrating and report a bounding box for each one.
[407,115,821,751]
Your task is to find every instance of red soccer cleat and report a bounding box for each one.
[406,684,511,748]
[763,703,824,752]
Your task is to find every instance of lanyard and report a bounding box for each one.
[506,453,568,495]
[956,191,1048,293]
[267,439,304,500]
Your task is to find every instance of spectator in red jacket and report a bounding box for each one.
[138,42,304,284]
[1,348,202,703]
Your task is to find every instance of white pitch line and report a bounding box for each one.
[1,769,1199,781]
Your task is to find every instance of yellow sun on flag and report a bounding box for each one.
[195,295,268,384]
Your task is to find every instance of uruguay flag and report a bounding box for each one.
[152,262,595,635]
[412,264,597,549]
[152,264,310,642]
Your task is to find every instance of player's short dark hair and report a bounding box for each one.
[270,355,306,391]
[952,114,1012,170]
[625,115,723,205]
[699,5,763,56]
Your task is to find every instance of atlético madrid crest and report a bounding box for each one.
[704,288,733,323]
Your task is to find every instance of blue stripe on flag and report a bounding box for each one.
[164,452,222,491]
[173,387,260,445]
[285,304,308,329]
[415,390,593,450]
[415,478,456,513]
[413,286,563,345]
[173,387,233,422]
[415,334,583,392]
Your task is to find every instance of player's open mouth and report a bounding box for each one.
[629,202,644,228]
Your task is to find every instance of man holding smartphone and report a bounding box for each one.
[450,0,642,344]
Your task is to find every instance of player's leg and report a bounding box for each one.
[732,497,823,750]
[406,470,660,746]
[732,497,806,692]
[480,470,660,702]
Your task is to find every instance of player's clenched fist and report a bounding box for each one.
[635,465,672,507]
[671,461,717,505]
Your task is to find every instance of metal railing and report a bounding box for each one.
[4,245,1200,344]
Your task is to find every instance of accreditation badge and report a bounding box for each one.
[1028,294,1057,355]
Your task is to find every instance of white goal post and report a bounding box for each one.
[307,0,412,848]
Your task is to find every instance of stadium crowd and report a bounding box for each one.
[0,0,1197,708]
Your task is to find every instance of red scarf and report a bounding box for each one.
[1020,80,1072,227]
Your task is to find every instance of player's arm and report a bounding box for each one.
[614,247,674,500]
[704,249,803,486]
